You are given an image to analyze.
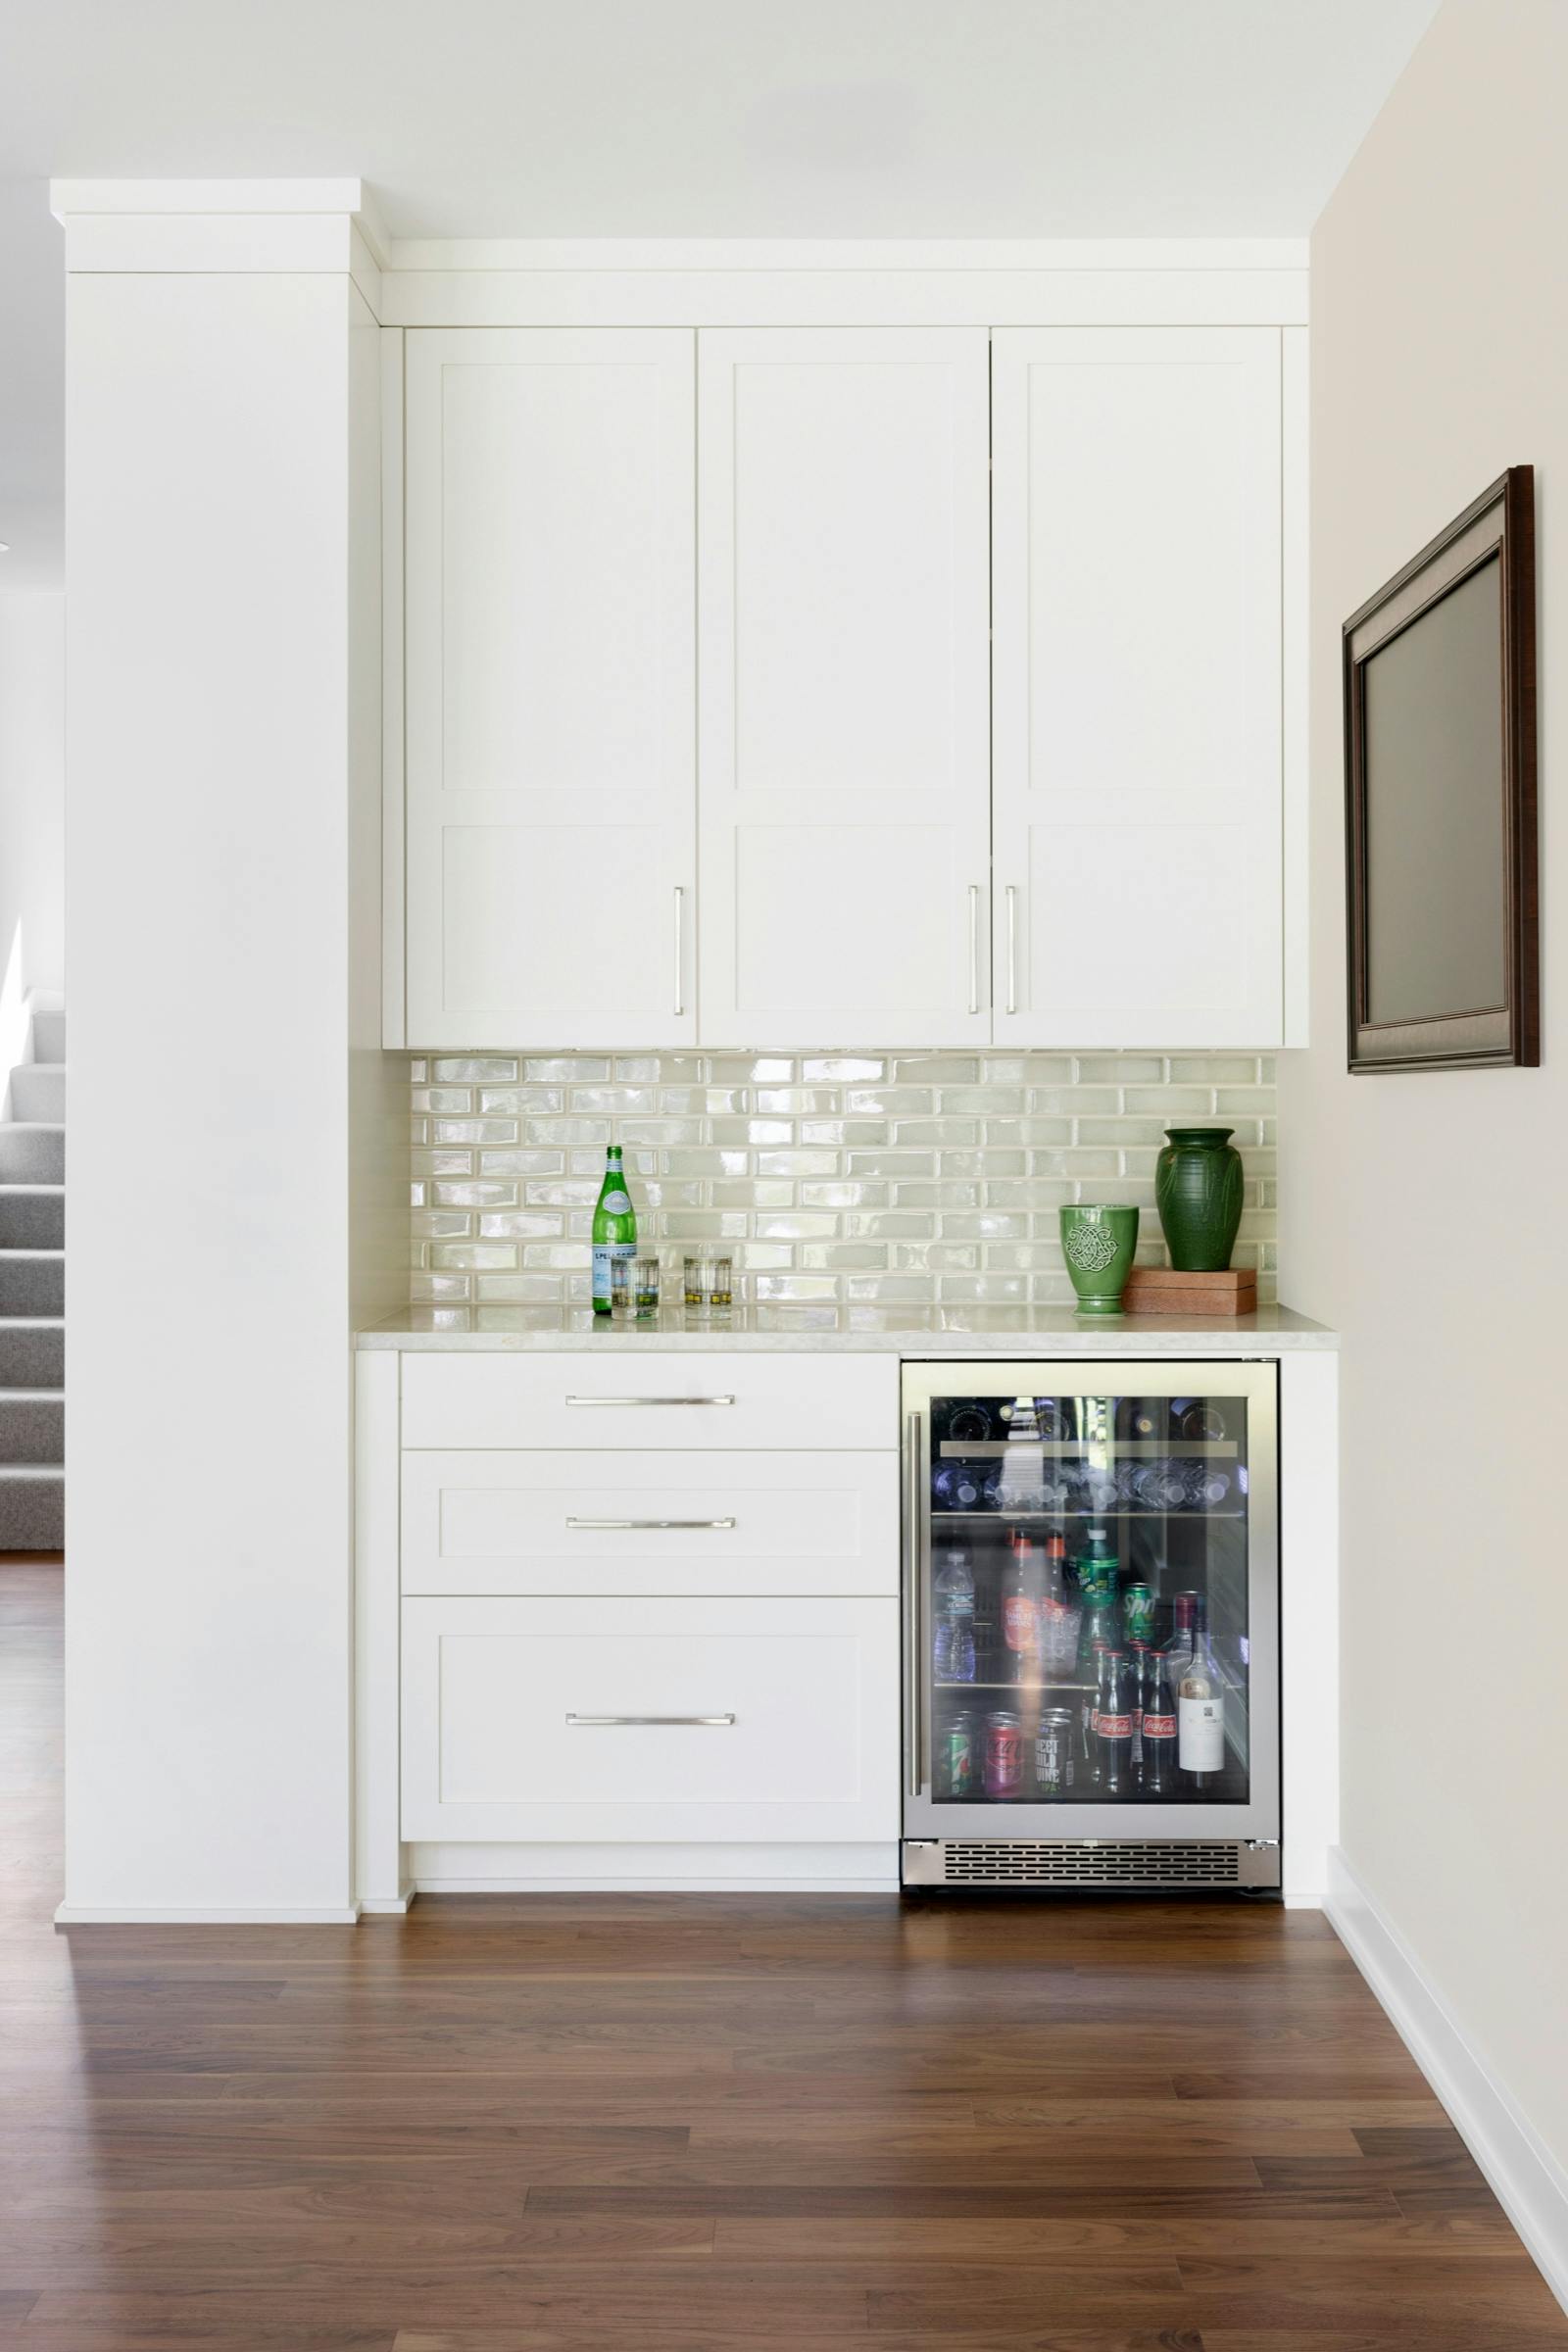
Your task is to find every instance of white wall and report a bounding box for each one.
[62,222,401,1919]
[0,591,66,1072]
[1282,0,1567,2173]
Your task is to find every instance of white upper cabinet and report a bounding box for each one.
[991,328,1286,1047]
[404,328,696,1047]
[697,329,992,1047]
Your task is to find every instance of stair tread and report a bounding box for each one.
[0,1317,65,1330]
[0,1387,65,1401]
[0,1462,65,1478]
[0,1249,64,1260]
[0,1184,64,1195]
[0,1123,64,1134]
[21,1063,65,1075]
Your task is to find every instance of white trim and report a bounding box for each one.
[416,1876,899,1893]
[379,328,407,1046]
[387,235,1310,274]
[56,1903,362,1926]
[1326,1848,1568,2319]
[354,1351,404,1910]
[50,176,371,219]
[1278,1352,1339,1903]
[360,1888,416,1915]
[407,1839,901,1893]
[1281,322,1310,1044]
[382,268,1308,331]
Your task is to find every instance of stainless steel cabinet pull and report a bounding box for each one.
[564,1395,736,1407]
[1005,884,1019,1017]
[672,884,686,1017]
[967,883,982,1015]
[566,1516,737,1532]
[566,1712,736,1728]
[906,1410,923,1798]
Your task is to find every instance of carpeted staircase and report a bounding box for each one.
[0,1003,65,1549]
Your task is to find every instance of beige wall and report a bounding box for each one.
[1284,0,1566,2167]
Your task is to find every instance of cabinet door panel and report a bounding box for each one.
[401,1595,900,1842]
[993,327,1284,1047]
[405,328,695,1047]
[699,329,991,1047]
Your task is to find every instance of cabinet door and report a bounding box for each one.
[698,329,991,1047]
[401,1595,900,1842]
[992,328,1284,1048]
[405,329,695,1047]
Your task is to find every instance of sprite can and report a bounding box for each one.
[1123,1581,1156,1644]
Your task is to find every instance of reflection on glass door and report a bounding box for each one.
[922,1384,1257,1810]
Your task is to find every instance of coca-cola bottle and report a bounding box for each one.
[1140,1653,1178,1795]
[1097,1650,1134,1797]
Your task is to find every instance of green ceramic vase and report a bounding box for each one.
[1059,1203,1140,1316]
[1154,1127,1245,1272]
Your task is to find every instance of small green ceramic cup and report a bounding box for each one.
[1059,1203,1140,1316]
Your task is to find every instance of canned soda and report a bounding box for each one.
[1123,1581,1155,1644]
[943,1712,975,1800]
[983,1710,1024,1800]
[1034,1706,1076,1797]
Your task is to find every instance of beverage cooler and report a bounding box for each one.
[902,1362,1280,1892]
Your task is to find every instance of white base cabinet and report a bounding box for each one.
[401,1594,899,1844]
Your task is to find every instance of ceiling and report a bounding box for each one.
[0,0,1440,584]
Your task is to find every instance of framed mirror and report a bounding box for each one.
[1343,467,1538,1072]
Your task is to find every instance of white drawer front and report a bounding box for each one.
[402,1450,898,1597]
[399,1350,898,1451]
[401,1595,899,1843]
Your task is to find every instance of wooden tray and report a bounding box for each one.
[1122,1266,1257,1317]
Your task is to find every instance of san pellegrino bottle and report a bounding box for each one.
[590,1145,638,1315]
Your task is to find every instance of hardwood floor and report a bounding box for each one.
[3,1552,1563,2350]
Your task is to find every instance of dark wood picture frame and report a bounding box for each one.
[1343,466,1538,1072]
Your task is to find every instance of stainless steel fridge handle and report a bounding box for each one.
[566,1713,736,1728]
[564,1395,735,1407]
[906,1410,923,1798]
[672,884,685,1017]
[565,1516,737,1531]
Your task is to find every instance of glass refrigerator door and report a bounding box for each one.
[904,1362,1279,1841]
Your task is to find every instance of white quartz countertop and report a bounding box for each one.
[355,1302,1336,1354]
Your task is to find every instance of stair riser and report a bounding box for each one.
[0,1396,64,1464]
[0,1129,64,1183]
[0,1259,64,1315]
[0,1473,64,1550]
[9,1066,65,1123]
[29,1010,66,1064]
[0,1193,64,1249]
[0,1330,65,1389]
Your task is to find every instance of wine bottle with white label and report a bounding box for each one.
[590,1144,638,1314]
[1177,1592,1226,1787]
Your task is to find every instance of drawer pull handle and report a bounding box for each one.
[565,1712,737,1729]
[564,1395,736,1408]
[565,1516,737,1532]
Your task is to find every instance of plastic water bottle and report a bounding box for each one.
[933,1551,976,1684]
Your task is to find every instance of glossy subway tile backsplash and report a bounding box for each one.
[407,1052,1276,1311]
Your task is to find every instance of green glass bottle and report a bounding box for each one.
[591,1145,638,1314]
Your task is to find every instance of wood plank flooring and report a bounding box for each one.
[4,1554,1563,2350]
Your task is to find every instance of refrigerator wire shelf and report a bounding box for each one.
[925,1839,1243,1887]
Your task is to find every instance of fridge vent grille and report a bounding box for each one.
[939,1840,1241,1887]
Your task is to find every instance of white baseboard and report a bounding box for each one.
[1326,1847,1568,2317]
[359,1887,415,1915]
[55,1902,361,1926]
[407,1838,900,1894]
[413,1875,899,1893]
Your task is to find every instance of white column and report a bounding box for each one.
[53,181,401,1921]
